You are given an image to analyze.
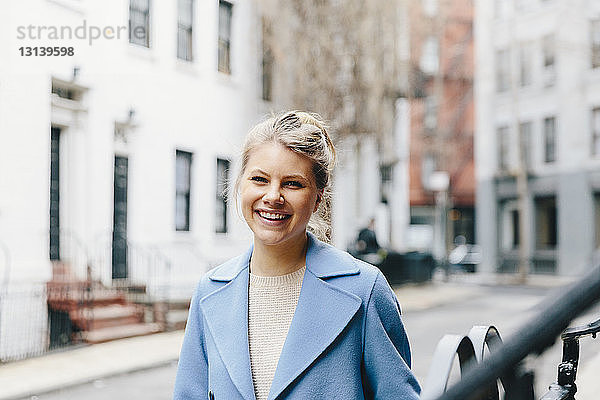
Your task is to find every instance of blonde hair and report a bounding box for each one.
[233,111,336,242]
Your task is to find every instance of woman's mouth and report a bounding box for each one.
[256,210,291,222]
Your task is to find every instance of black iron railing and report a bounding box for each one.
[423,261,600,400]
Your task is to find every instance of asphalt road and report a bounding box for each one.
[30,283,600,400]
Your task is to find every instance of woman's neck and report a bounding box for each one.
[250,234,308,277]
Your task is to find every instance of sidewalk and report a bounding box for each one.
[0,274,597,399]
[0,331,184,400]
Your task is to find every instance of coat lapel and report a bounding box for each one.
[267,234,362,400]
[199,249,256,400]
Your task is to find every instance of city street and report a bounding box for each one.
[26,281,600,400]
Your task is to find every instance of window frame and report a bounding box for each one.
[129,0,151,48]
[177,0,194,61]
[215,158,230,234]
[543,116,557,163]
[218,0,233,74]
[591,18,600,69]
[496,48,510,92]
[592,107,600,157]
[497,125,510,171]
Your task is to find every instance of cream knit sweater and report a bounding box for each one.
[248,266,305,400]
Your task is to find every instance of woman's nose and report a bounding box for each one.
[263,184,284,204]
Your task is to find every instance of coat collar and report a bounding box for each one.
[207,232,360,282]
[200,232,361,400]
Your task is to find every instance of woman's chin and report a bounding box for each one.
[253,231,306,248]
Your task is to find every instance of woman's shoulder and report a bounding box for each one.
[192,251,251,297]
[308,238,386,299]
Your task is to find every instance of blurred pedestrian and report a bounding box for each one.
[173,111,420,399]
[356,217,380,255]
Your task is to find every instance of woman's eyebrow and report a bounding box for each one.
[248,168,269,176]
[282,174,309,181]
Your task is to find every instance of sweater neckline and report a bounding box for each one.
[249,266,306,288]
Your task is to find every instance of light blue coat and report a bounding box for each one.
[173,233,421,399]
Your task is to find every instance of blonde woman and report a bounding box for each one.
[174,111,420,400]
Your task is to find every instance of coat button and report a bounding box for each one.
[208,390,214,400]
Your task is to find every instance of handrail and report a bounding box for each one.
[433,261,600,400]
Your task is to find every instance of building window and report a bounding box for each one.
[261,17,273,101]
[218,0,233,74]
[175,150,192,231]
[380,164,393,204]
[519,121,532,169]
[50,127,61,260]
[420,37,439,75]
[500,200,519,250]
[421,152,436,189]
[215,158,230,233]
[177,0,194,61]
[424,96,437,133]
[511,209,520,248]
[496,49,510,92]
[543,116,556,163]
[595,193,600,249]
[519,43,533,87]
[592,107,600,157]
[497,125,509,171]
[129,0,150,47]
[592,19,600,69]
[535,196,557,249]
[542,34,555,87]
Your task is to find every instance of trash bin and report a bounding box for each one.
[378,251,435,284]
[401,252,435,283]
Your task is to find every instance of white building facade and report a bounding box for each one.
[0,0,262,360]
[475,0,600,275]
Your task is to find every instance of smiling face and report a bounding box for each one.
[240,142,321,249]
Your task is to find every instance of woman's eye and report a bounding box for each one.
[250,176,268,183]
[284,181,303,188]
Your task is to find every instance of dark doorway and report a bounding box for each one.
[112,156,128,279]
[50,127,61,260]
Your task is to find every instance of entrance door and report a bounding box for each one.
[50,127,61,260]
[112,156,128,279]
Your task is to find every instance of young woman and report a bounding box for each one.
[173,111,421,400]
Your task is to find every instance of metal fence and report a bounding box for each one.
[0,230,176,363]
[0,285,50,362]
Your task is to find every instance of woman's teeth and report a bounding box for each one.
[258,211,289,220]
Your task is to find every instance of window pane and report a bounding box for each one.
[592,19,600,68]
[519,43,533,87]
[496,49,510,92]
[593,108,600,156]
[519,121,532,168]
[497,125,509,170]
[535,196,557,249]
[262,17,273,101]
[177,0,193,60]
[424,96,437,132]
[176,150,192,231]
[542,35,555,86]
[129,0,150,47]
[544,116,556,163]
[218,1,232,73]
[215,158,229,233]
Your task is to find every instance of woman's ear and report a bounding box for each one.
[314,190,324,212]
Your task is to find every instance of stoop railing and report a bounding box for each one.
[421,261,600,400]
